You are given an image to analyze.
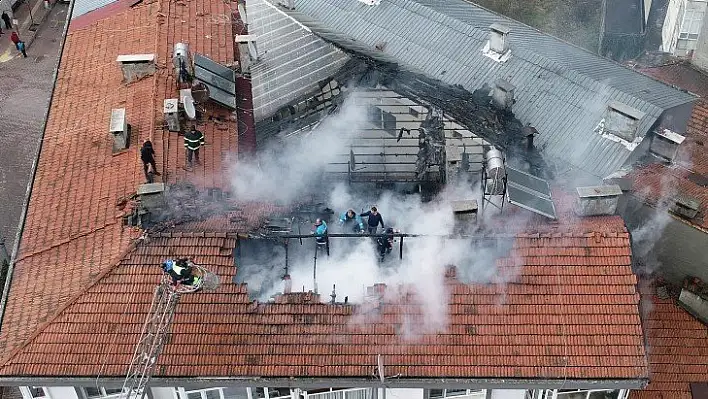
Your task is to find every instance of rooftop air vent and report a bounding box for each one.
[651,128,686,163]
[451,200,478,232]
[678,288,708,326]
[483,24,511,62]
[116,54,156,83]
[603,101,645,142]
[490,24,510,53]
[574,184,623,216]
[492,79,515,111]
[109,108,131,153]
[670,195,701,220]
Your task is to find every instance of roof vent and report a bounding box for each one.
[116,54,156,83]
[573,184,623,216]
[678,288,708,326]
[492,79,515,111]
[451,200,478,232]
[650,128,686,163]
[109,108,131,153]
[603,101,645,142]
[134,183,166,227]
[277,0,294,9]
[669,195,700,220]
[483,24,511,62]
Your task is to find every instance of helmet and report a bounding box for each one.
[162,259,174,271]
[386,227,394,234]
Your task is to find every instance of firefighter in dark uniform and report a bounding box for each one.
[184,125,205,168]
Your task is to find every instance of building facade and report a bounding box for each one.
[16,386,631,399]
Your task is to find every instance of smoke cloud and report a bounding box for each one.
[230,90,524,336]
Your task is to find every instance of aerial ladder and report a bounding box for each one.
[120,263,218,399]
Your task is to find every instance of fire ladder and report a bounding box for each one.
[120,281,180,399]
[120,265,214,399]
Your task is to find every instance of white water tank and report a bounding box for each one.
[485,148,506,195]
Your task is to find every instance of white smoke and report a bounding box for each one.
[229,93,367,203]
[230,90,525,336]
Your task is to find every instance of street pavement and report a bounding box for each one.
[0,2,68,253]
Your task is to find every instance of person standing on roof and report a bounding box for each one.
[184,125,205,168]
[361,206,384,235]
[312,218,328,244]
[339,209,364,233]
[140,139,160,183]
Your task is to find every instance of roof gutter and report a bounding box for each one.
[0,0,75,333]
[0,376,649,390]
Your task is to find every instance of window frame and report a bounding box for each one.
[19,387,50,399]
[678,2,706,42]
[178,387,226,399]
[83,387,124,398]
[426,389,486,399]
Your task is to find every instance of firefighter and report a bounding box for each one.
[161,258,201,287]
[184,125,205,168]
[376,227,396,262]
[339,209,365,233]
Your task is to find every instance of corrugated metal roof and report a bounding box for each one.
[71,0,119,19]
[247,0,351,121]
[270,0,697,177]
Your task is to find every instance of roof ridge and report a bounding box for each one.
[413,0,697,106]
[0,237,145,370]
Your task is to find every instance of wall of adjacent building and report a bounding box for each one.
[664,0,686,52]
[693,8,708,70]
[624,199,708,284]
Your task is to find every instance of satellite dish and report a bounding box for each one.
[191,82,210,103]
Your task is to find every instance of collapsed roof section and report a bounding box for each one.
[257,0,696,179]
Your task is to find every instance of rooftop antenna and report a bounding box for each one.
[330,284,337,304]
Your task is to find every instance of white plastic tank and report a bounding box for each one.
[173,42,189,67]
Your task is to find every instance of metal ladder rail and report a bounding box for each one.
[121,282,181,399]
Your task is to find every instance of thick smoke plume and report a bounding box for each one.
[229,93,366,203]
[231,90,523,335]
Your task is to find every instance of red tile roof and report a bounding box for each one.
[0,0,649,383]
[629,282,708,399]
[630,63,708,231]
[0,219,648,380]
[0,0,237,362]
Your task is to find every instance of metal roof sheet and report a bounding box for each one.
[71,0,119,19]
[247,0,351,121]
[270,0,697,177]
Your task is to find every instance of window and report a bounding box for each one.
[182,388,224,399]
[20,387,48,399]
[426,389,486,399]
[85,387,123,398]
[677,1,706,51]
[556,389,626,399]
